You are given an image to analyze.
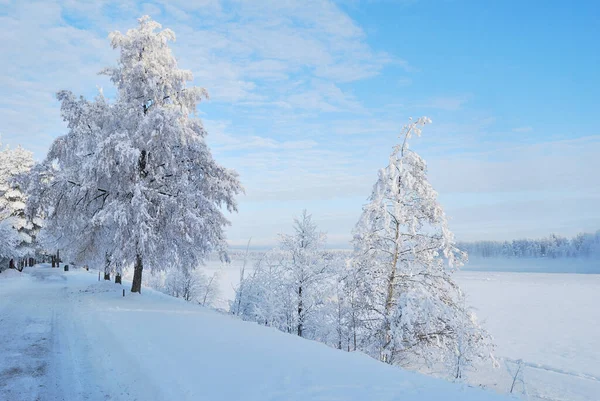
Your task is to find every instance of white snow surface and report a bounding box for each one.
[0,264,509,401]
[455,271,600,400]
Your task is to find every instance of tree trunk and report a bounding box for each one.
[56,250,60,267]
[115,273,122,284]
[104,252,111,281]
[381,221,401,364]
[51,255,55,268]
[9,259,15,269]
[297,285,303,337]
[131,254,143,294]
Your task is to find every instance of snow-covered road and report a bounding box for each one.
[0,266,164,400]
[1,265,510,401]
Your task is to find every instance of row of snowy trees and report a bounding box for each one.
[458,231,600,259]
[25,16,242,291]
[232,119,496,380]
[0,142,42,271]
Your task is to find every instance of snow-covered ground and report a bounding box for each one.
[0,264,509,401]
[455,271,600,400]
[206,255,600,401]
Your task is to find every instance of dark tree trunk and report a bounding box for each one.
[56,250,60,267]
[104,252,111,281]
[115,273,122,284]
[9,259,15,269]
[297,285,303,337]
[51,255,55,268]
[131,254,143,294]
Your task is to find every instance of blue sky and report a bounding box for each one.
[1,0,599,248]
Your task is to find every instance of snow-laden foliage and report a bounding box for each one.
[27,92,113,266]
[0,217,19,260]
[347,117,494,375]
[144,267,221,307]
[234,211,334,338]
[459,231,600,259]
[0,143,40,263]
[28,16,242,291]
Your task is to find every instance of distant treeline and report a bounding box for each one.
[458,231,600,259]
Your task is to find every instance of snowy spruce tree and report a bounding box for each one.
[349,117,493,376]
[0,143,40,268]
[30,16,242,292]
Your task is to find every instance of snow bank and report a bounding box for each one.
[0,268,23,279]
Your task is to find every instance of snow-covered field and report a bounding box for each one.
[206,255,600,401]
[456,271,600,400]
[0,264,509,401]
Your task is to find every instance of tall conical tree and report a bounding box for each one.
[350,117,492,374]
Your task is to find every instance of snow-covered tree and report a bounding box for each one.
[445,306,496,380]
[0,143,40,267]
[349,117,493,373]
[234,211,333,338]
[0,217,20,265]
[234,251,291,329]
[458,230,600,259]
[30,16,242,292]
[148,266,221,307]
[279,210,332,337]
[27,88,118,271]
